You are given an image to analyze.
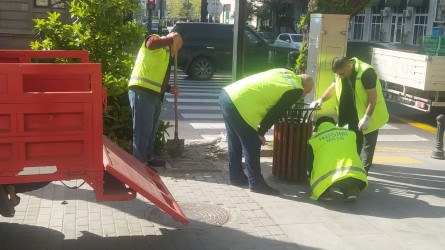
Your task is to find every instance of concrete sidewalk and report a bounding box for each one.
[1,141,444,250]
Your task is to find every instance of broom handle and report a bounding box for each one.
[174,53,179,139]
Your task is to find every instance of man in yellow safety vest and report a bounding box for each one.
[307,116,368,201]
[309,57,389,173]
[219,69,314,195]
[128,32,182,171]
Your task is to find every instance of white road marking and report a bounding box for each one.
[190,123,226,129]
[170,92,220,97]
[178,88,222,93]
[182,113,223,119]
[165,98,219,103]
[176,85,224,89]
[377,135,428,142]
[201,134,274,141]
[381,124,398,130]
[178,105,221,110]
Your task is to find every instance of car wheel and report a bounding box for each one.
[190,57,215,80]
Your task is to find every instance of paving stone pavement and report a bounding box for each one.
[1,141,445,250]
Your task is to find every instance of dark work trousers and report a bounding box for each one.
[219,90,266,189]
[352,127,379,173]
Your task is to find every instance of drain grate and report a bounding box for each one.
[145,202,231,230]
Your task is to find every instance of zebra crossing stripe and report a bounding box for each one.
[201,134,274,141]
[381,124,398,130]
[177,85,224,89]
[190,123,226,129]
[377,135,428,142]
[182,114,223,119]
[178,89,222,93]
[178,105,221,110]
[171,92,220,97]
[165,98,219,103]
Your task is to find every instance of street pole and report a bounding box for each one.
[148,8,153,34]
[201,0,208,22]
[232,0,246,81]
[158,0,163,34]
[146,1,150,32]
[213,0,216,23]
[432,114,445,159]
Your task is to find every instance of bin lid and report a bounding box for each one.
[102,136,188,225]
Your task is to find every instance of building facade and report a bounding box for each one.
[349,0,444,46]
[0,0,70,49]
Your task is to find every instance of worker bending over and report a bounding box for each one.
[307,116,368,201]
[310,56,389,173]
[219,68,313,195]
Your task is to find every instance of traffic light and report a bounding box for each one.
[148,0,155,10]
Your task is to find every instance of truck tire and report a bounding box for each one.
[190,57,215,81]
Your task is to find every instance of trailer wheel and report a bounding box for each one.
[0,185,15,217]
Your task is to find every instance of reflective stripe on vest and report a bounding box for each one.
[308,122,368,200]
[129,37,170,93]
[223,68,303,131]
[334,58,389,134]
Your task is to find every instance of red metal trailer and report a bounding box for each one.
[0,50,188,225]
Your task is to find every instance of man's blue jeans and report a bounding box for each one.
[219,90,265,189]
[128,88,161,164]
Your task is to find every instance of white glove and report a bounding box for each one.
[358,115,371,131]
[309,98,323,109]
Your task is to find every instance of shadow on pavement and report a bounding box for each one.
[0,222,319,250]
[8,183,316,250]
[268,163,445,220]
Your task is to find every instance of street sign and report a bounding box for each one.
[207,0,223,16]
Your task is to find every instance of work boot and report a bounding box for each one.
[230,177,248,187]
[344,189,357,202]
[320,191,333,201]
[147,158,166,167]
[145,164,158,173]
[250,184,280,196]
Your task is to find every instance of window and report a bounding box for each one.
[371,7,384,42]
[291,34,302,42]
[413,6,429,45]
[279,34,290,42]
[244,29,261,46]
[352,14,365,40]
[51,0,65,9]
[390,8,405,43]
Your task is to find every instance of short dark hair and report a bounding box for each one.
[331,56,350,72]
[315,116,336,128]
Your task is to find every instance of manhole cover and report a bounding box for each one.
[167,160,221,172]
[145,202,231,230]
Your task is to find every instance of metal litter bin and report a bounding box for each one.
[272,104,315,181]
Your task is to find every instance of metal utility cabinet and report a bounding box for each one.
[306,14,350,119]
[372,48,445,111]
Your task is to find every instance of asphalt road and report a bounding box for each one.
[160,71,442,152]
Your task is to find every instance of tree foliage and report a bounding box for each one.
[31,0,146,152]
[295,0,372,74]
[167,0,201,21]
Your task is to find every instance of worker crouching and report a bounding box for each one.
[307,116,368,201]
[219,68,313,195]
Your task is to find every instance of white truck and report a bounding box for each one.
[371,48,445,112]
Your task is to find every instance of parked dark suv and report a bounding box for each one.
[171,22,297,80]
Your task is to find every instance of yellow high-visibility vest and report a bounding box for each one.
[335,58,389,134]
[308,122,368,200]
[129,36,170,93]
[224,68,303,131]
